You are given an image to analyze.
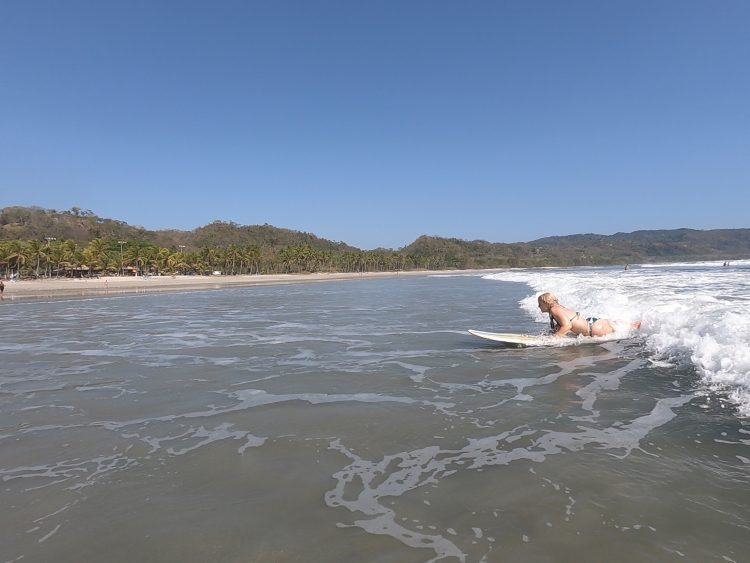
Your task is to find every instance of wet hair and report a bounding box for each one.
[538,292,558,309]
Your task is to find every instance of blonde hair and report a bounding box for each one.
[538,292,558,309]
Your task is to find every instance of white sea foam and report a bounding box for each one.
[325,395,691,560]
[229,389,454,412]
[483,261,750,415]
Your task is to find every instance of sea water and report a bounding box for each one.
[485,260,750,415]
[0,264,748,562]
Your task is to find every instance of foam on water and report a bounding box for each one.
[484,260,750,416]
[2,276,748,562]
[324,395,692,561]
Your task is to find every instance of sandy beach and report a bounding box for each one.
[0,270,488,301]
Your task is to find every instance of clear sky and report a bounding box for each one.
[1,1,749,249]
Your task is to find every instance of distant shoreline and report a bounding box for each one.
[0,270,498,302]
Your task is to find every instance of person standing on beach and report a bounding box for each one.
[537,292,641,337]
[0,279,4,300]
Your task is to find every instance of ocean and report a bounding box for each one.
[1,262,748,562]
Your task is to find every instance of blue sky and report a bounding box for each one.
[1,1,748,249]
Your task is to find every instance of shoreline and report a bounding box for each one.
[0,269,497,302]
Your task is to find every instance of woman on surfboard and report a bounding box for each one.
[537,292,641,338]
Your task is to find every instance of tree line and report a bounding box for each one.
[0,239,454,279]
[3,207,748,276]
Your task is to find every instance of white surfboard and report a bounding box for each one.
[468,329,595,347]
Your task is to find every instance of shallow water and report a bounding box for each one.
[1,274,748,562]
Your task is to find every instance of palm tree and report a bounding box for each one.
[0,241,11,278]
[243,245,261,274]
[6,241,28,277]
[125,243,152,276]
[43,240,61,277]
[225,244,242,275]
[166,250,180,274]
[83,239,109,277]
[26,240,49,278]
[155,247,171,275]
[201,247,224,274]
[58,240,80,277]
[143,246,159,275]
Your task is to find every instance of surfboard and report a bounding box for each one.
[468,327,640,348]
[468,329,590,347]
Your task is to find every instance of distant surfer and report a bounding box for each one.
[537,292,641,338]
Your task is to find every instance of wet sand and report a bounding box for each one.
[0,270,489,301]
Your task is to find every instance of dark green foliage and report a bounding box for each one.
[0,206,748,279]
[0,207,356,253]
[402,229,750,268]
[191,221,357,253]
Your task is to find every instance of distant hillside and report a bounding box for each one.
[0,206,357,253]
[191,221,357,253]
[529,228,750,264]
[0,206,153,244]
[403,228,750,267]
[1,206,748,268]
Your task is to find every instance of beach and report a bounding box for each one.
[0,270,480,301]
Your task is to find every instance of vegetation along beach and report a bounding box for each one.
[2,206,749,285]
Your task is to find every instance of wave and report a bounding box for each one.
[483,263,750,416]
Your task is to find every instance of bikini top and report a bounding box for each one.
[549,310,580,330]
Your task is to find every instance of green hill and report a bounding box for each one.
[400,228,750,268]
[0,206,357,254]
[1,206,748,271]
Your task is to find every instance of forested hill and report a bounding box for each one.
[1,206,749,268]
[404,228,750,268]
[0,206,357,254]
